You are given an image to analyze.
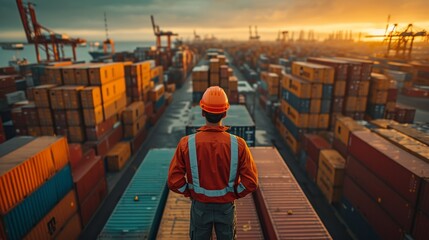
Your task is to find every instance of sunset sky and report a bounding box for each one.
[0,0,428,42]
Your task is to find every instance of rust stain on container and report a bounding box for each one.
[250,147,332,240]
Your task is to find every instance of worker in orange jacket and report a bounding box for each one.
[168,86,258,240]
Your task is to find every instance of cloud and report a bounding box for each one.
[1,0,428,41]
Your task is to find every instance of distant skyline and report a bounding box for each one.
[1,0,428,42]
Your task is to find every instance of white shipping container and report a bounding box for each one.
[6,91,26,105]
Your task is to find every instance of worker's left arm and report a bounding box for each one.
[167,138,191,197]
[235,138,258,198]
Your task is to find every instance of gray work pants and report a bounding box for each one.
[190,199,236,240]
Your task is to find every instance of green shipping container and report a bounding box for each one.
[98,149,174,239]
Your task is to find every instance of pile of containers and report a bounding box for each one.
[0,136,81,240]
[191,52,238,104]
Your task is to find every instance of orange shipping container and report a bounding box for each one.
[281,100,308,128]
[334,117,368,145]
[88,63,125,85]
[41,126,55,136]
[106,142,131,171]
[122,101,145,125]
[124,115,147,139]
[334,81,346,97]
[23,190,78,240]
[369,90,388,104]
[228,76,238,91]
[149,84,165,102]
[63,86,85,109]
[358,81,370,96]
[103,94,127,120]
[316,170,343,204]
[101,78,126,104]
[83,105,104,126]
[318,114,330,129]
[356,96,367,112]
[54,213,82,240]
[210,73,220,86]
[308,114,319,128]
[0,136,69,214]
[209,59,220,73]
[81,87,102,108]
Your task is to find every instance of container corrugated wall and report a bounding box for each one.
[157,193,264,240]
[0,136,69,214]
[1,164,73,240]
[98,149,174,239]
[23,190,78,239]
[251,147,332,240]
[186,105,256,146]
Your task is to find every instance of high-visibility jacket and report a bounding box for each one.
[168,125,258,203]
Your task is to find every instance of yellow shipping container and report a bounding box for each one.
[88,63,125,85]
[101,78,126,104]
[277,119,300,154]
[369,90,388,104]
[281,100,308,128]
[151,66,163,79]
[318,114,330,129]
[310,99,321,113]
[81,87,102,108]
[282,73,312,98]
[149,84,165,102]
[291,62,334,84]
[344,96,357,112]
[103,94,127,121]
[334,117,369,145]
[24,190,78,240]
[370,73,390,90]
[106,142,131,171]
[83,105,104,126]
[356,96,367,112]
[318,149,346,186]
[334,81,346,97]
[358,81,370,96]
[316,170,343,204]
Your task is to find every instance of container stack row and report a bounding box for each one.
[299,116,429,240]
[192,50,238,104]
[0,136,82,240]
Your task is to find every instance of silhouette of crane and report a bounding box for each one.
[249,26,260,41]
[366,23,427,58]
[193,30,201,41]
[150,15,178,52]
[16,0,86,63]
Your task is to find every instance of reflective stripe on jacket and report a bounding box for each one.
[167,125,258,203]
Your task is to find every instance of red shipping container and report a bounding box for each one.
[107,123,123,148]
[387,88,398,102]
[85,137,109,157]
[346,156,415,231]
[419,179,429,216]
[343,176,404,240]
[348,131,429,205]
[303,134,331,162]
[85,115,117,141]
[305,156,318,182]
[412,211,429,240]
[145,102,153,117]
[79,178,108,226]
[73,156,105,204]
[69,143,83,170]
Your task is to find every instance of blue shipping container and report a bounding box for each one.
[99,149,174,240]
[366,104,386,119]
[192,92,204,104]
[321,100,331,113]
[2,165,73,240]
[282,89,310,113]
[336,197,380,240]
[154,95,166,111]
[322,84,333,99]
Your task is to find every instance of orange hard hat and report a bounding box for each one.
[200,86,230,114]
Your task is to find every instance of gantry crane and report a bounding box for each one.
[249,26,260,41]
[366,23,427,58]
[276,30,289,43]
[150,15,178,52]
[193,30,201,41]
[16,0,86,63]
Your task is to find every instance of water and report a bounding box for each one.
[0,41,155,67]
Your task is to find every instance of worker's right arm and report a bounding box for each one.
[167,138,191,197]
[236,138,258,198]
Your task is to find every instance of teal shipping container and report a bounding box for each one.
[1,165,73,240]
[98,149,174,240]
[186,105,256,147]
